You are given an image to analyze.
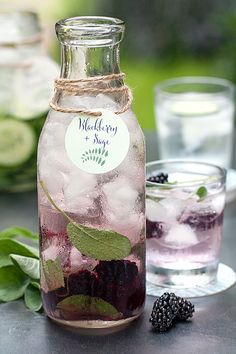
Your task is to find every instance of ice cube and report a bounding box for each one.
[105,210,145,246]
[64,171,98,212]
[42,242,59,261]
[40,121,67,150]
[211,194,225,214]
[146,199,171,223]
[117,154,145,191]
[38,151,69,195]
[102,176,138,215]
[69,247,83,273]
[164,224,198,249]
[159,197,186,220]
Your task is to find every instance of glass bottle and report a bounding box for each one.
[38,16,145,329]
[0,10,59,192]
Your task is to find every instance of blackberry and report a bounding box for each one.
[177,297,195,320]
[95,260,138,286]
[180,208,220,231]
[146,219,165,239]
[147,172,168,184]
[150,293,195,332]
[149,292,179,332]
[95,260,142,315]
[68,270,98,297]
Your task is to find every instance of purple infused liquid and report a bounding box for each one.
[146,172,225,286]
[39,206,145,324]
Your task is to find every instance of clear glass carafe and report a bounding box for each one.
[38,16,146,329]
[0,10,58,192]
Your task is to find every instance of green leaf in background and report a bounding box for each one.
[0,266,29,301]
[41,258,64,292]
[67,222,132,261]
[196,186,208,200]
[0,239,39,268]
[10,254,40,280]
[57,295,122,320]
[24,284,42,312]
[0,226,38,240]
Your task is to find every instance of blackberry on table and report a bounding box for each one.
[147,172,168,184]
[149,292,179,332]
[150,292,195,332]
[177,297,195,320]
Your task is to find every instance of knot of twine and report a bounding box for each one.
[49,73,133,116]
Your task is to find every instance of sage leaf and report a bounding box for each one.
[67,222,132,261]
[24,284,42,312]
[196,186,208,200]
[0,227,38,240]
[30,281,40,289]
[10,254,39,279]
[0,239,39,268]
[57,295,122,320]
[41,259,64,292]
[0,266,29,302]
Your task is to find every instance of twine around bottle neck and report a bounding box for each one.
[49,73,133,116]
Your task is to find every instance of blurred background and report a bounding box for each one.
[7,0,236,130]
[1,0,236,193]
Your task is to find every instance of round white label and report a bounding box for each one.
[65,109,130,174]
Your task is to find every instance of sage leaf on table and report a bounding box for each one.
[30,281,40,289]
[0,266,29,302]
[10,254,40,280]
[67,222,132,261]
[57,295,122,320]
[0,239,39,268]
[24,284,42,312]
[41,259,64,292]
[0,227,38,240]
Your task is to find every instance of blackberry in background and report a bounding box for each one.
[146,220,165,239]
[147,172,168,184]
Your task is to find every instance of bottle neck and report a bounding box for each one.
[60,44,121,80]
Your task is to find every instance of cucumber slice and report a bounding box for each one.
[0,119,36,167]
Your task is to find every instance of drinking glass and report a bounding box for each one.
[146,160,226,288]
[154,77,235,168]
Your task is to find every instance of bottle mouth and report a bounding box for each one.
[56,16,125,47]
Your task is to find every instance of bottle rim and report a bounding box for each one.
[56,16,125,47]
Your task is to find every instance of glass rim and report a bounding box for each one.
[146,159,226,188]
[56,16,125,46]
[154,76,235,98]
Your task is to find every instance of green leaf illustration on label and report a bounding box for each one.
[40,180,132,261]
[67,222,131,261]
[81,147,108,166]
[41,258,64,292]
[57,295,122,320]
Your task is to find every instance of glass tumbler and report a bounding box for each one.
[146,159,226,288]
[154,77,235,168]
